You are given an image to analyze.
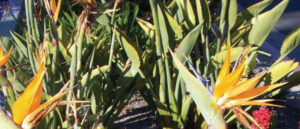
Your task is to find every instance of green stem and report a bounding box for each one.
[110,2,119,25]
[149,0,174,126]
[108,25,116,70]
[26,34,37,74]
[77,18,88,72]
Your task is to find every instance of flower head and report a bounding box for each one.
[12,64,46,125]
[12,62,68,128]
[213,44,286,128]
[44,0,61,22]
[0,45,12,67]
[76,0,96,8]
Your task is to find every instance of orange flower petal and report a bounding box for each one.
[50,0,57,14]
[214,59,246,100]
[88,0,96,6]
[223,72,266,100]
[235,107,262,129]
[12,63,45,125]
[0,47,12,67]
[225,100,284,107]
[53,0,61,22]
[215,43,231,86]
[22,88,69,128]
[230,82,286,101]
[232,108,252,129]
[0,46,3,57]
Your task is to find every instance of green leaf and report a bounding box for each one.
[157,4,169,53]
[91,92,97,114]
[180,96,192,125]
[280,26,300,60]
[231,25,252,46]
[137,18,155,39]
[10,32,28,58]
[175,0,196,27]
[57,22,70,47]
[175,23,203,63]
[244,52,258,76]
[165,10,183,40]
[266,60,299,84]
[115,30,141,70]
[185,0,196,26]
[212,47,258,66]
[96,14,110,27]
[249,0,289,46]
[233,0,273,29]
[228,0,237,31]
[170,51,226,129]
[58,42,72,64]
[81,66,109,87]
[195,0,211,31]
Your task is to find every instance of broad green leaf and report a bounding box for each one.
[137,18,154,39]
[63,12,75,27]
[81,66,109,87]
[157,4,169,53]
[96,14,110,27]
[10,32,28,58]
[212,47,258,66]
[249,0,289,46]
[7,70,28,92]
[58,41,71,64]
[233,0,273,29]
[171,51,226,129]
[195,0,211,31]
[280,26,300,59]
[266,60,299,84]
[244,52,258,76]
[185,0,196,26]
[57,22,70,47]
[180,96,192,125]
[228,0,237,31]
[175,23,203,63]
[130,4,139,28]
[115,30,141,70]
[165,10,183,40]
[219,0,229,35]
[175,0,195,27]
[231,25,252,45]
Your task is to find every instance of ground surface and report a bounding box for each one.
[114,93,161,129]
[273,85,300,129]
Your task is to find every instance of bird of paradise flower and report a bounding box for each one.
[0,46,70,129]
[171,44,287,129]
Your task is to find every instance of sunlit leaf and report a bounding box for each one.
[170,50,226,129]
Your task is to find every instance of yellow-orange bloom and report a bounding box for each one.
[0,45,12,67]
[12,63,67,129]
[213,44,286,128]
[77,0,96,8]
[12,64,45,125]
[44,0,62,22]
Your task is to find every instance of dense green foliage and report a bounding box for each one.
[0,0,299,129]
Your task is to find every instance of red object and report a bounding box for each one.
[251,106,271,129]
